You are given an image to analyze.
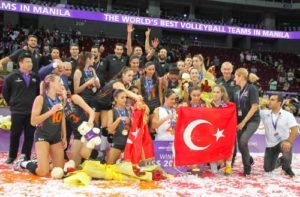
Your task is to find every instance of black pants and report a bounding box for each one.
[9,113,35,159]
[264,141,292,172]
[237,120,260,170]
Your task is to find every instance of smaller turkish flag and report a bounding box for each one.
[124,102,154,164]
[174,103,237,166]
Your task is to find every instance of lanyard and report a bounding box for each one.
[199,72,203,81]
[271,112,281,130]
[144,78,153,96]
[190,102,201,108]
[237,83,249,108]
[163,105,175,129]
[213,100,227,108]
[47,96,60,108]
[115,107,127,126]
[133,73,139,81]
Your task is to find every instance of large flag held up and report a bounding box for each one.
[123,102,154,164]
[174,103,237,166]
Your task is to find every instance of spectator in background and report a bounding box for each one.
[268,55,273,65]
[295,67,300,82]
[287,68,294,84]
[213,56,220,67]
[251,53,257,62]
[278,67,286,84]
[250,65,257,74]
[0,35,41,74]
[43,41,50,56]
[240,51,245,63]
[282,81,290,92]
[245,52,251,62]
[274,60,279,68]
[269,78,278,91]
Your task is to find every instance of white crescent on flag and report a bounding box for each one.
[183,119,212,151]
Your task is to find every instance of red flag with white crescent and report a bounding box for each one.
[124,102,154,164]
[174,103,237,166]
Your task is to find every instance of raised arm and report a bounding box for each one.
[145,28,151,53]
[113,81,143,101]
[146,38,159,61]
[0,56,12,70]
[126,24,134,56]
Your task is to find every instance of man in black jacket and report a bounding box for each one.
[0,35,41,74]
[3,53,39,164]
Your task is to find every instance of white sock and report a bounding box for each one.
[20,161,30,168]
[226,161,232,167]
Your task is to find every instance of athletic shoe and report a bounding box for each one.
[224,166,232,176]
[243,166,251,177]
[13,154,26,171]
[250,156,254,166]
[5,157,16,164]
[283,168,295,177]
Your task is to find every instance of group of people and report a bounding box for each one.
[0,24,298,178]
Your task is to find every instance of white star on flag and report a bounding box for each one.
[213,129,224,141]
[131,128,140,139]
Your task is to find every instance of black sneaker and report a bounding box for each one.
[275,157,283,169]
[243,166,251,177]
[250,156,254,166]
[5,157,16,164]
[283,168,295,177]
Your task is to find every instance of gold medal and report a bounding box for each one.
[122,129,128,136]
[171,130,175,135]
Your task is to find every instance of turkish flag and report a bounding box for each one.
[174,103,237,166]
[124,102,154,164]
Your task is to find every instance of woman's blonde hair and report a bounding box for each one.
[43,74,60,91]
[235,68,259,83]
[213,84,229,102]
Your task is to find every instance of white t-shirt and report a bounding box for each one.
[155,107,175,141]
[260,109,299,147]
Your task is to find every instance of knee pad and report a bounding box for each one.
[101,127,108,137]
[107,134,113,144]
[27,162,37,175]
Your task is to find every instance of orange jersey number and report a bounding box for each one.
[69,114,79,123]
[52,111,63,124]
